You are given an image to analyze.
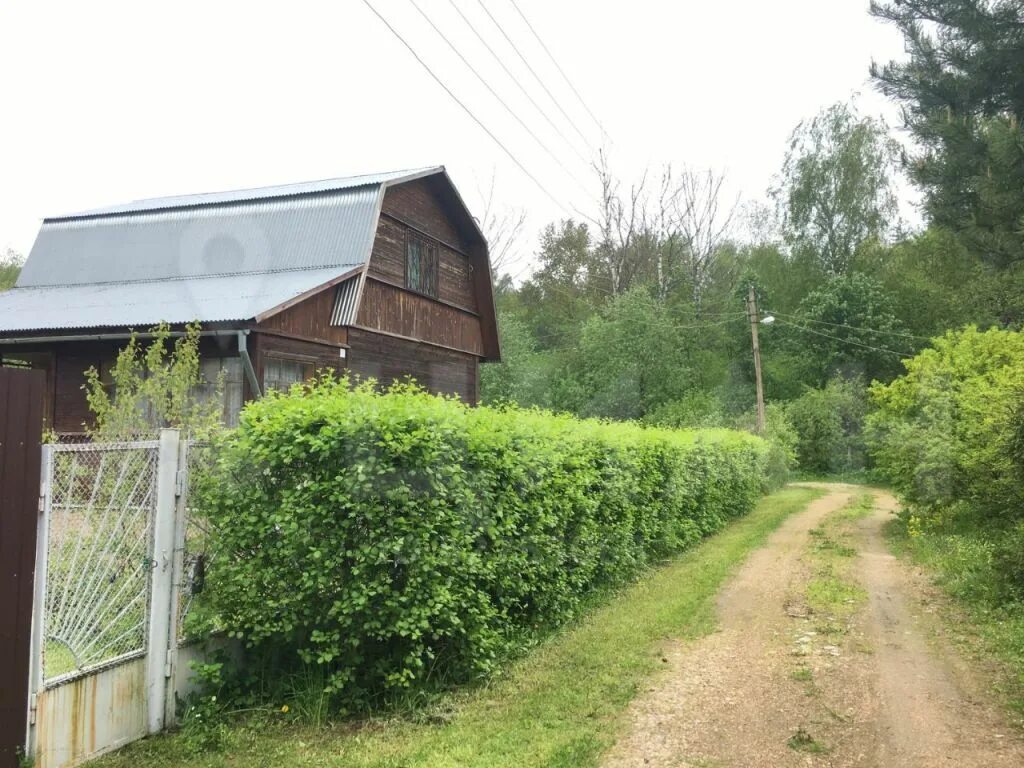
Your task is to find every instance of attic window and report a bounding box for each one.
[406,234,438,298]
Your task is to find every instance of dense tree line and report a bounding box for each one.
[482,0,1024,475]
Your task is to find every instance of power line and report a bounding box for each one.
[474,0,600,154]
[507,0,611,144]
[773,318,913,358]
[767,310,934,342]
[362,0,573,217]
[447,0,592,169]
[409,0,591,195]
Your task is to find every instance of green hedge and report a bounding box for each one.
[867,326,1024,520]
[867,326,1024,600]
[196,378,772,709]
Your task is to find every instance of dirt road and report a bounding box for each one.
[603,484,1024,768]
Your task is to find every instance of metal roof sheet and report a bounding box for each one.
[330,276,362,327]
[52,167,441,220]
[0,268,342,332]
[5,166,458,333]
[18,185,383,288]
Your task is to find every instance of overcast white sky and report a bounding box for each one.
[0,0,909,276]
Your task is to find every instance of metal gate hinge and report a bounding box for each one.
[165,661,173,679]
[29,693,37,725]
[174,469,186,497]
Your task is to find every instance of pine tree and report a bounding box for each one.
[871,0,1024,268]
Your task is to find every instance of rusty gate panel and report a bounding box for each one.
[34,658,146,768]
[0,368,45,768]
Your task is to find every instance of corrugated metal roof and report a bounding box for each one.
[330,276,362,327]
[18,186,381,288]
[5,166,452,332]
[0,268,342,332]
[53,167,441,220]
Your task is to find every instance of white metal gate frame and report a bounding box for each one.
[26,429,191,765]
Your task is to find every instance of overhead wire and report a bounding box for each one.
[409,0,592,195]
[506,0,611,144]
[474,0,600,154]
[772,317,914,358]
[447,0,593,169]
[362,0,574,217]
[766,310,934,342]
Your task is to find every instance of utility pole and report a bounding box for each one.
[747,285,766,434]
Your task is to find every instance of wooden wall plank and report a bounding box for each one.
[257,288,350,346]
[356,279,483,357]
[15,337,245,435]
[381,177,469,251]
[368,216,478,313]
[347,328,478,404]
[250,333,347,392]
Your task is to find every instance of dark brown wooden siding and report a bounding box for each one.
[9,336,243,434]
[250,332,347,387]
[53,343,115,434]
[257,287,350,346]
[368,216,478,313]
[382,177,469,251]
[356,278,483,356]
[347,327,478,404]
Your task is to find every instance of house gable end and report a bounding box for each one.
[358,172,501,361]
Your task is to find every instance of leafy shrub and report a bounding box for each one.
[730,402,798,489]
[195,377,770,711]
[867,326,1024,520]
[786,377,867,474]
[993,521,1024,601]
[644,391,726,429]
[870,327,1024,656]
[83,321,224,441]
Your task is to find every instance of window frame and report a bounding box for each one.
[404,231,440,299]
[262,353,316,394]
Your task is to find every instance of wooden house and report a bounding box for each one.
[0,167,500,434]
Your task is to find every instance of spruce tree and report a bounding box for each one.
[871,0,1024,267]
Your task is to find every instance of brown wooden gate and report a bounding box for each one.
[0,368,45,768]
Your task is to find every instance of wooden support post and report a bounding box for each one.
[748,286,766,435]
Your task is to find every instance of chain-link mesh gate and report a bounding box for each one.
[39,441,160,683]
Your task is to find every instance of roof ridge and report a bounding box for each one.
[49,166,443,221]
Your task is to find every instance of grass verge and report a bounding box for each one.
[885,517,1024,720]
[804,493,872,630]
[93,486,823,768]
